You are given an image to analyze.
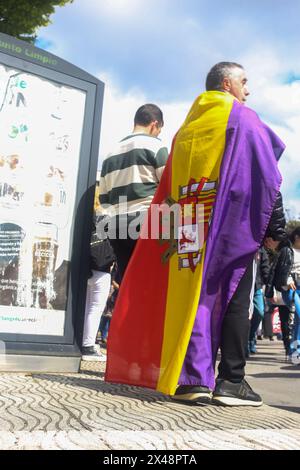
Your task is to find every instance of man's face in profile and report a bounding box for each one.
[225,67,250,104]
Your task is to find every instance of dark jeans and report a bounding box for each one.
[282,288,300,354]
[99,314,111,340]
[218,260,255,383]
[249,289,265,342]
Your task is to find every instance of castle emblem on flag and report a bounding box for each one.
[159,177,217,272]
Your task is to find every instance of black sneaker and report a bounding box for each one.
[213,379,263,407]
[81,346,106,362]
[171,385,212,404]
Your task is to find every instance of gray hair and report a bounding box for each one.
[206,62,244,91]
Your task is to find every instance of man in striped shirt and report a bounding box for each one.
[99,104,169,282]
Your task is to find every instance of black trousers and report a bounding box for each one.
[109,238,137,284]
[217,260,255,383]
[263,305,274,338]
[278,305,293,354]
[108,215,141,284]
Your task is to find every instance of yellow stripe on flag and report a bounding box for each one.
[157,92,234,394]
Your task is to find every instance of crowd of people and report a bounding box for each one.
[81,62,300,407]
[247,231,300,362]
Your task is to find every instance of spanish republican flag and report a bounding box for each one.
[105,91,284,395]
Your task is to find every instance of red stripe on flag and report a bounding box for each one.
[105,149,174,389]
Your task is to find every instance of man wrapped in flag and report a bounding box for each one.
[105,62,287,406]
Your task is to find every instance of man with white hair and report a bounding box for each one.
[105,62,286,407]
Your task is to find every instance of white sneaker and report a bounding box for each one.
[81,346,106,362]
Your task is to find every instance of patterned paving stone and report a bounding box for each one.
[1,429,300,450]
[0,342,299,449]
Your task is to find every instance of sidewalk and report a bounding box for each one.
[0,339,299,450]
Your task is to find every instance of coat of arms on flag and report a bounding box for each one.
[159,177,217,272]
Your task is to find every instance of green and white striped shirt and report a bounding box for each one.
[99,133,168,218]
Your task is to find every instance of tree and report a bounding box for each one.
[0,0,73,43]
[286,219,300,235]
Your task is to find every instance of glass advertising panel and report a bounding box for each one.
[0,64,86,336]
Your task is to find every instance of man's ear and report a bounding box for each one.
[149,121,158,135]
[223,77,231,92]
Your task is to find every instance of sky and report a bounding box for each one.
[35,0,300,218]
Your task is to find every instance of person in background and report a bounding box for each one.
[265,236,294,357]
[99,104,168,283]
[81,196,116,361]
[98,263,119,346]
[248,247,270,354]
[281,227,300,359]
[277,304,293,358]
[263,303,276,342]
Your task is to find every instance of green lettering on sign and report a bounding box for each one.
[25,48,57,65]
[0,39,57,67]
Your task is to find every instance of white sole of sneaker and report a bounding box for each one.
[172,392,212,403]
[81,356,106,362]
[212,397,263,407]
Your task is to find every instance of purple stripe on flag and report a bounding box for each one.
[179,101,284,389]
